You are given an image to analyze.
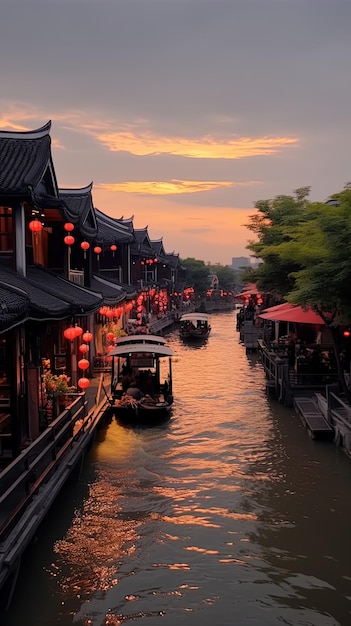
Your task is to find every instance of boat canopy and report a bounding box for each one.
[179,313,209,322]
[109,342,174,357]
[115,334,167,346]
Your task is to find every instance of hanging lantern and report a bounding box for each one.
[74,325,83,337]
[64,222,74,232]
[78,343,88,354]
[78,377,90,390]
[64,326,77,341]
[343,330,350,338]
[110,244,117,257]
[81,241,90,259]
[106,345,114,353]
[94,246,102,261]
[29,218,43,233]
[99,306,108,317]
[78,358,90,371]
[82,331,93,343]
[106,332,115,342]
[64,235,75,246]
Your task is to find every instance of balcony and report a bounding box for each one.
[69,269,84,286]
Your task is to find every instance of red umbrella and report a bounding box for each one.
[261,302,292,314]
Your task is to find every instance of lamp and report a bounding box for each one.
[29,218,43,233]
[78,377,90,390]
[81,241,90,259]
[78,358,90,371]
[94,246,102,261]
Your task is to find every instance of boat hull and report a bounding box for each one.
[113,400,173,427]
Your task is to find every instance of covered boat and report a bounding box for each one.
[109,335,175,426]
[179,312,211,341]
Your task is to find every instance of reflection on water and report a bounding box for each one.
[3,312,351,626]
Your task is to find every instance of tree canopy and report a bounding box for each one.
[246,186,351,325]
[180,258,236,294]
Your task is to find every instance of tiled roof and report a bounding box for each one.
[0,122,61,206]
[90,276,126,305]
[0,284,29,332]
[150,239,168,263]
[93,274,137,299]
[0,265,71,320]
[59,184,98,238]
[95,209,134,245]
[27,267,103,314]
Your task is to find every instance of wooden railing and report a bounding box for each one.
[0,393,99,542]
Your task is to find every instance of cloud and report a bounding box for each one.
[96,130,298,159]
[96,180,233,196]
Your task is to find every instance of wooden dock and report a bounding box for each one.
[293,396,334,439]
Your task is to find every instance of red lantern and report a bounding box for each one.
[343,330,350,337]
[82,331,93,343]
[94,246,102,261]
[78,358,90,371]
[64,326,77,341]
[106,332,115,342]
[110,244,117,257]
[106,345,114,352]
[78,377,90,390]
[78,343,88,354]
[64,222,74,232]
[75,326,83,337]
[64,235,75,246]
[29,218,43,233]
[81,241,90,259]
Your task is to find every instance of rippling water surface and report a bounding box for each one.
[4,312,351,625]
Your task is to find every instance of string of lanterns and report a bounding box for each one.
[63,325,93,390]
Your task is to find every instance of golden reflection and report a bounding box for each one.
[52,478,141,597]
[97,130,297,158]
[163,514,220,528]
[152,562,190,570]
[184,546,219,555]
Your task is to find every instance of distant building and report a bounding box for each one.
[230,257,251,270]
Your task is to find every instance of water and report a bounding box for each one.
[4,312,351,625]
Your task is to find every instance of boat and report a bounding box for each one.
[178,312,211,341]
[109,334,175,426]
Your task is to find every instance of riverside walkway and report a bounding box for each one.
[0,372,112,616]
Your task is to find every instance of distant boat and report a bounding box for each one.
[109,334,175,426]
[179,312,211,341]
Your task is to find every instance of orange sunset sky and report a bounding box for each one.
[1,0,350,265]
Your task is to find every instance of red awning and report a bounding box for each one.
[261,302,292,314]
[259,305,325,325]
[236,283,261,298]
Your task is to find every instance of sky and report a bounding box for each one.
[1,0,350,265]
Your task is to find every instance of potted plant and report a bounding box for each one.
[42,369,76,414]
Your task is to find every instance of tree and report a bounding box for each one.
[180,258,211,296]
[245,187,351,397]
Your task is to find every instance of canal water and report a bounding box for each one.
[3,312,351,626]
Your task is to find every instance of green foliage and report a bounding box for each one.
[245,186,351,324]
[180,258,211,295]
[180,258,236,295]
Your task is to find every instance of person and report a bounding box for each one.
[125,383,144,401]
[121,368,134,391]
